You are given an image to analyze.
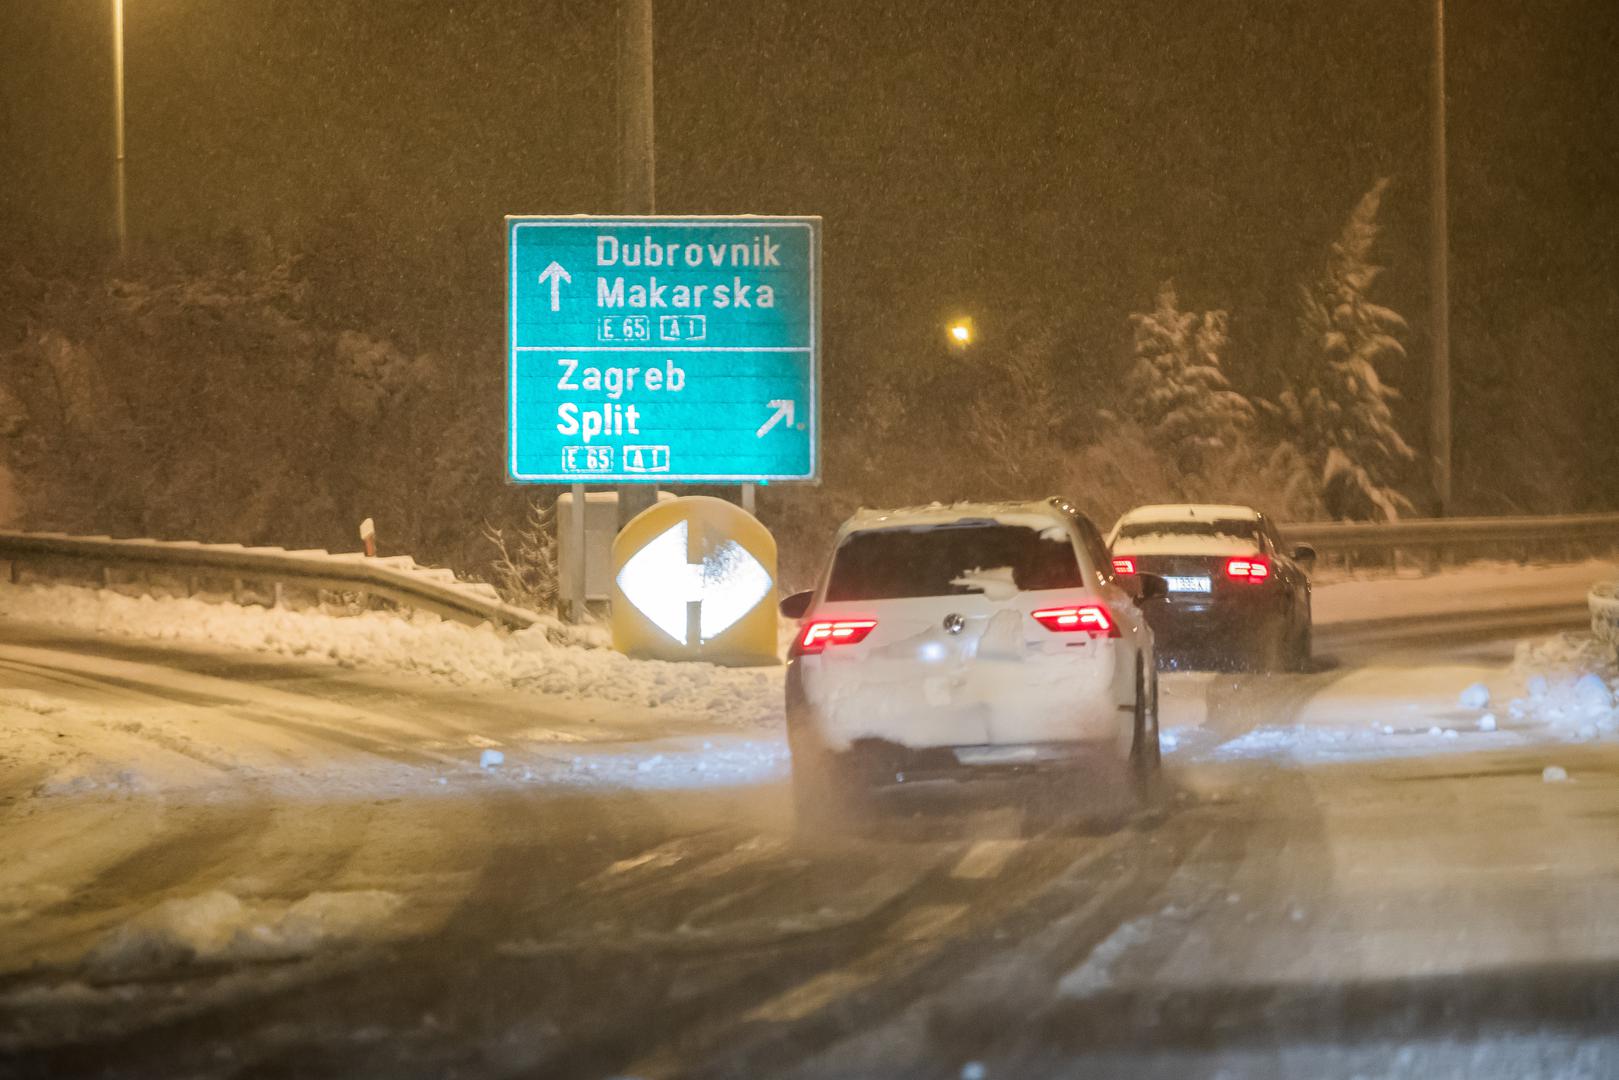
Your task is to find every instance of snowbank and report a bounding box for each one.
[1197,628,1619,765]
[0,582,782,730]
[1313,559,1618,625]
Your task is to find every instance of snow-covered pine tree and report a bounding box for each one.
[1124,281,1253,474]
[1278,178,1416,521]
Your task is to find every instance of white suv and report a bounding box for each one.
[779,497,1162,828]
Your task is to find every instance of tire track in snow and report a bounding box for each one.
[0,801,277,974]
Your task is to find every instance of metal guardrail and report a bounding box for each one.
[0,530,540,631]
[4,514,1619,634]
[1282,512,1619,562]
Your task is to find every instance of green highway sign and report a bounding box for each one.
[506,215,820,483]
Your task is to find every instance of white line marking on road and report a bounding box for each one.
[892,902,969,941]
[742,903,968,1024]
[745,970,873,1024]
[950,840,1023,881]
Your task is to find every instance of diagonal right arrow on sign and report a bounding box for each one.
[756,399,794,438]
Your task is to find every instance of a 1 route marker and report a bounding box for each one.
[506,215,821,484]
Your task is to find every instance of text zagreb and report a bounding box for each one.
[554,357,688,442]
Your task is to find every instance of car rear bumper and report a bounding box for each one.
[828,736,1123,787]
[791,648,1129,752]
[1145,597,1287,667]
[786,654,1136,758]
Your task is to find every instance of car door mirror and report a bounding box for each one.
[1136,572,1168,603]
[779,590,814,620]
[1291,544,1316,569]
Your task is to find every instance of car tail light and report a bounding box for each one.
[1225,556,1271,582]
[1031,605,1119,637]
[794,618,878,656]
[1111,556,1137,575]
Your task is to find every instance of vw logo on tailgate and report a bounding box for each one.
[942,613,966,635]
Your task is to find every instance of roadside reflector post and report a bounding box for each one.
[359,517,377,558]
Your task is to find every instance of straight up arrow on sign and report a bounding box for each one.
[537,261,571,312]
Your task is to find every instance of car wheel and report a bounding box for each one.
[1290,618,1313,673]
[1129,655,1163,805]
[1253,622,1288,673]
[789,737,872,836]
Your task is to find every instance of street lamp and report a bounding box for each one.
[947,318,974,347]
[1430,0,1451,514]
[112,0,127,256]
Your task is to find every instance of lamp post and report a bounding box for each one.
[616,0,657,533]
[112,0,127,257]
[1430,0,1451,514]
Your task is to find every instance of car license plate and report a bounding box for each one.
[1166,575,1211,593]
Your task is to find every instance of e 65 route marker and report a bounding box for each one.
[506,215,821,484]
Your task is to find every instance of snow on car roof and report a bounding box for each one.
[840,499,1069,536]
[1115,503,1261,525]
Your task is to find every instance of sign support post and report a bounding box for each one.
[566,482,587,623]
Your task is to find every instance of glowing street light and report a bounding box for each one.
[947,318,974,347]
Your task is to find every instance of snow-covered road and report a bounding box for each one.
[2,561,1618,1078]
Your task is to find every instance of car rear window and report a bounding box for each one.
[824,523,1083,601]
[1116,518,1261,544]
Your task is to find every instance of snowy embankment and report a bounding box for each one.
[1195,632,1619,767]
[1311,558,1615,626]
[0,580,781,730]
[1193,560,1619,766]
[1,560,1616,793]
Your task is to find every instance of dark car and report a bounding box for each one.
[1107,504,1313,672]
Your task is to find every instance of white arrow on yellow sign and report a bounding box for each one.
[610,495,781,666]
[615,519,772,645]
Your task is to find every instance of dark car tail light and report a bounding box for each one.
[1111,556,1137,575]
[1225,556,1271,582]
[793,619,878,656]
[1031,605,1119,637]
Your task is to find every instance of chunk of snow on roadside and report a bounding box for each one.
[1574,673,1613,714]
[1501,635,1619,742]
[1478,714,1497,732]
[1458,682,1490,709]
[1543,765,1569,784]
[960,1063,987,1080]
[85,889,404,974]
[1514,633,1616,680]
[479,749,504,769]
